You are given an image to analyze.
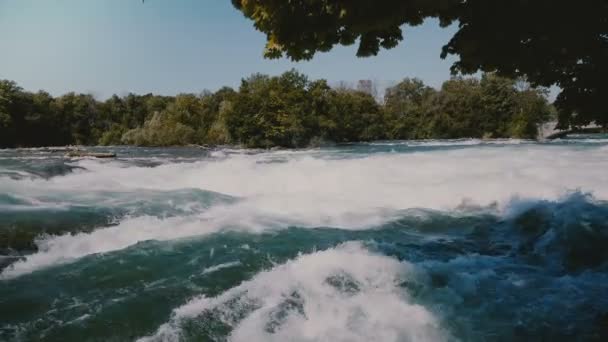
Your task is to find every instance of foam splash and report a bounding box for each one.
[366,138,527,147]
[0,211,251,280]
[5,143,608,210]
[200,261,242,275]
[138,242,447,342]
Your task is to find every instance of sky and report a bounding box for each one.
[0,0,462,99]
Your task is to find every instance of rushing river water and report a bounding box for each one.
[1,138,608,341]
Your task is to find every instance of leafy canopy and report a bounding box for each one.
[231,0,608,127]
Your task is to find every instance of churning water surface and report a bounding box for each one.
[1,138,607,341]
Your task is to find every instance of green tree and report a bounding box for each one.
[478,74,519,137]
[206,99,233,145]
[509,86,554,138]
[383,78,437,139]
[0,72,554,148]
[197,87,237,143]
[226,70,311,148]
[25,91,72,146]
[53,93,100,145]
[383,75,552,139]
[121,111,196,146]
[326,89,384,142]
[0,80,22,147]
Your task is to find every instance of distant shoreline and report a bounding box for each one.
[2,72,557,149]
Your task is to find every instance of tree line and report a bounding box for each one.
[0,70,554,148]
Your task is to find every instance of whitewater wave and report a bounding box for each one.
[501,192,608,271]
[366,138,529,147]
[5,143,608,209]
[0,188,234,214]
[0,214,221,279]
[0,197,397,279]
[5,189,606,283]
[3,141,608,341]
[551,138,608,144]
[138,242,447,342]
[200,261,242,275]
[2,142,608,278]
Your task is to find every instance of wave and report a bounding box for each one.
[1,195,607,339]
[200,261,242,275]
[1,142,608,278]
[366,138,529,147]
[138,242,447,342]
[401,197,608,340]
[6,143,608,207]
[0,157,84,180]
[3,189,605,286]
[0,188,238,279]
[551,138,608,144]
[501,192,608,271]
[0,188,234,214]
[0,188,235,256]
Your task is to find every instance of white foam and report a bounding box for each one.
[369,138,532,147]
[0,215,204,279]
[6,143,608,207]
[200,261,241,275]
[2,143,608,278]
[1,144,605,203]
[138,242,447,342]
[552,138,608,144]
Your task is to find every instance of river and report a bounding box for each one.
[1,137,607,341]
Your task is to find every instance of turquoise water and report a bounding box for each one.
[1,138,608,341]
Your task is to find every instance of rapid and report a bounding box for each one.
[1,137,607,341]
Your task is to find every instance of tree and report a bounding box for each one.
[25,91,71,146]
[0,80,21,147]
[198,87,237,142]
[327,89,384,142]
[205,99,233,145]
[53,93,100,145]
[382,74,552,139]
[383,78,436,138]
[231,0,608,128]
[121,111,196,146]
[226,70,311,148]
[0,73,553,148]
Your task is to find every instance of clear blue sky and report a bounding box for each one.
[0,0,461,98]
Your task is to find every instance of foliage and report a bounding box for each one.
[383,74,553,139]
[121,112,196,146]
[0,71,552,148]
[231,0,608,128]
